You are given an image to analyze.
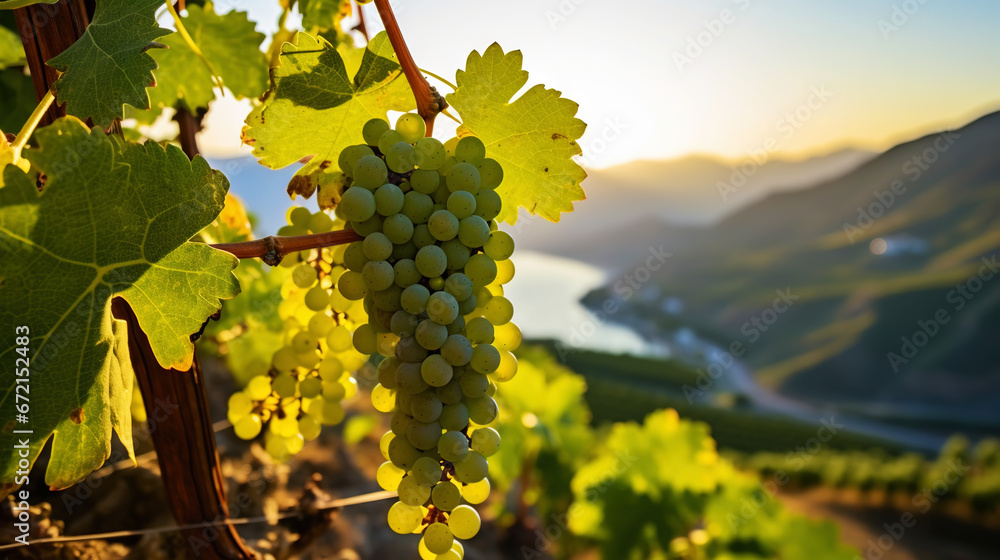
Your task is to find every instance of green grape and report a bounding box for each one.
[292,331,319,353]
[374,183,405,216]
[391,310,419,337]
[234,414,262,440]
[271,346,295,373]
[494,351,518,382]
[454,136,486,166]
[394,259,423,288]
[429,276,446,291]
[326,326,353,352]
[380,431,395,460]
[459,372,489,399]
[392,240,418,261]
[388,501,424,534]
[467,396,498,425]
[363,118,390,146]
[457,295,477,316]
[443,273,474,301]
[353,323,377,354]
[411,391,444,423]
[337,186,377,222]
[305,286,330,311]
[338,144,375,175]
[273,374,298,399]
[287,206,313,228]
[415,137,447,169]
[445,163,481,194]
[440,239,471,271]
[477,158,503,189]
[410,169,440,194]
[378,358,401,389]
[494,258,515,285]
[308,312,334,336]
[389,434,423,470]
[421,354,454,387]
[338,270,368,300]
[416,245,448,278]
[396,337,429,364]
[437,380,464,405]
[400,284,431,314]
[247,376,272,400]
[396,113,427,143]
[343,241,368,271]
[470,344,501,374]
[470,427,500,457]
[372,383,396,412]
[270,414,299,437]
[483,231,514,261]
[407,420,443,450]
[403,191,435,224]
[446,191,477,219]
[439,402,469,431]
[436,548,462,560]
[457,216,491,248]
[464,254,497,287]
[438,431,469,463]
[412,225,436,249]
[412,456,443,485]
[321,400,346,425]
[483,296,514,325]
[352,213,384,236]
[472,189,501,221]
[299,415,322,440]
[428,210,459,241]
[322,378,347,400]
[387,141,418,173]
[292,263,318,288]
[423,523,454,555]
[228,392,253,419]
[440,335,473,366]
[296,349,321,369]
[353,154,389,188]
[377,461,406,491]
[363,232,393,261]
[415,320,448,351]
[426,291,459,325]
[448,505,482,540]
[309,211,334,233]
[299,376,323,398]
[453,451,488,483]
[378,129,405,154]
[363,260,395,291]
[397,362,431,394]
[465,317,495,344]
[461,478,490,504]
[431,479,462,511]
[384,214,415,244]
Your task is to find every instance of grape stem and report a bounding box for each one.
[211,229,363,265]
[372,0,445,135]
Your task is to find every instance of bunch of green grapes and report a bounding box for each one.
[330,113,521,558]
[227,207,371,462]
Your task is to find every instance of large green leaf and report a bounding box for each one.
[447,44,588,224]
[241,31,415,198]
[0,12,25,69]
[0,117,239,493]
[47,0,169,128]
[146,3,268,114]
[299,0,350,33]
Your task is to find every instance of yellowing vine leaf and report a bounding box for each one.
[447,43,588,224]
[241,31,416,199]
[47,0,169,128]
[0,117,239,493]
[147,3,269,114]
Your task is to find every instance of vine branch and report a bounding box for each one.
[211,229,363,265]
[11,89,53,162]
[373,0,445,135]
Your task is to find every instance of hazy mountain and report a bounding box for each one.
[584,111,1000,427]
[513,148,875,266]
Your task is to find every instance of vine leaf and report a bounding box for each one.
[0,17,26,69]
[241,31,416,199]
[0,117,239,494]
[447,43,588,224]
[147,3,269,114]
[46,0,169,128]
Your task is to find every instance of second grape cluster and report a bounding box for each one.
[333,113,521,558]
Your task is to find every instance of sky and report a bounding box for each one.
[195,0,1000,169]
